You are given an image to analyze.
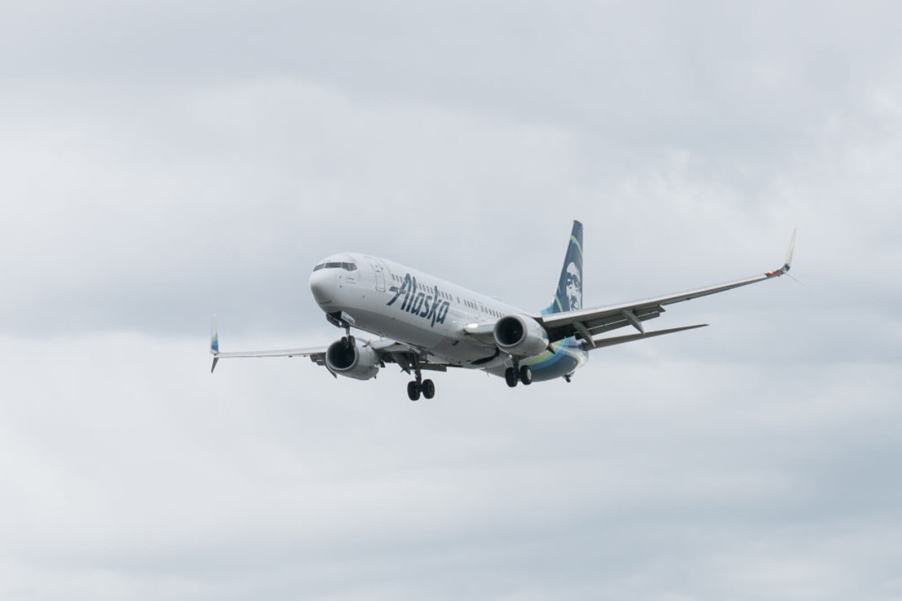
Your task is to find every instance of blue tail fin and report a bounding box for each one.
[544,220,583,314]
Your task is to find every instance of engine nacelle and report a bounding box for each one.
[494,315,549,357]
[325,338,380,380]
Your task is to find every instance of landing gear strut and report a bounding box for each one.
[327,312,354,346]
[406,356,435,401]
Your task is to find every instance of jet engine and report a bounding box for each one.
[494,315,549,357]
[325,337,380,380]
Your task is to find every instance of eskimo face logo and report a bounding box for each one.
[386,273,450,327]
[565,262,581,310]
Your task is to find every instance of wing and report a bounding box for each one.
[537,230,797,347]
[209,328,457,374]
[209,327,327,372]
[586,323,708,350]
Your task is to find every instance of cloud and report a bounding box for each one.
[1,1,901,599]
[2,334,901,600]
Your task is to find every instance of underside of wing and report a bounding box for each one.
[461,321,499,347]
[210,341,328,373]
[209,327,459,375]
[212,347,327,359]
[369,338,457,372]
[583,323,708,351]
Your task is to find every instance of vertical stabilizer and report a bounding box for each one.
[545,220,583,314]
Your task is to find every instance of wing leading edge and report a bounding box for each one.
[210,340,328,374]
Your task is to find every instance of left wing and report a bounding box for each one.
[537,230,796,346]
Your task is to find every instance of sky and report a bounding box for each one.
[1,1,901,599]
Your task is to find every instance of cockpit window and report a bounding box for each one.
[313,262,357,272]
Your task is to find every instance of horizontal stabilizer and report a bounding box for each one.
[585,323,708,350]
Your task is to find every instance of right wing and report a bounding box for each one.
[209,328,327,372]
[209,328,457,375]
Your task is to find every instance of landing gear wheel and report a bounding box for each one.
[519,365,533,385]
[505,367,519,388]
[407,381,421,401]
[421,379,435,399]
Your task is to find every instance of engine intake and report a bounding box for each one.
[494,315,549,357]
[325,337,380,380]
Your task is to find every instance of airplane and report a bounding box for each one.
[211,221,796,400]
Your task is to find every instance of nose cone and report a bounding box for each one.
[309,268,336,307]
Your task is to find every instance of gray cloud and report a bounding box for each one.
[2,336,901,600]
[1,1,901,599]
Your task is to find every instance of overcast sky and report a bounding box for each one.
[2,1,902,599]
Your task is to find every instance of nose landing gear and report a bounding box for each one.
[327,312,355,345]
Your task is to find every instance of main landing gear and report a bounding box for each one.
[505,365,533,388]
[406,357,435,401]
[407,378,435,401]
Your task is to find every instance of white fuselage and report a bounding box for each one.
[308,252,587,380]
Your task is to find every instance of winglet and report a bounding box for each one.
[784,228,797,271]
[766,228,797,277]
[210,318,220,373]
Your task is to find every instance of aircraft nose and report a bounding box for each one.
[308,268,336,307]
